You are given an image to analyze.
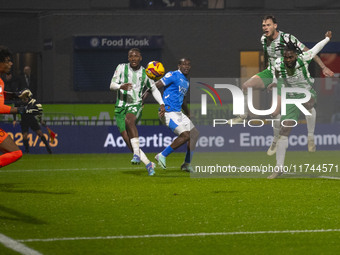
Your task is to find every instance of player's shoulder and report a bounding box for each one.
[274,57,283,68]
[275,57,281,64]
[115,63,127,71]
[163,70,177,79]
[299,53,310,62]
[281,31,299,41]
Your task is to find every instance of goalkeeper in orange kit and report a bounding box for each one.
[0,45,40,167]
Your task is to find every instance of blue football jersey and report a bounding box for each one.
[160,70,189,112]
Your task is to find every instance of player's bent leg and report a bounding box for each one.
[36,129,52,154]
[157,112,192,170]
[181,127,199,173]
[22,132,29,153]
[23,138,29,153]
[228,75,266,125]
[120,131,133,151]
[139,149,156,176]
[172,131,190,150]
[267,142,277,156]
[125,113,139,138]
[267,135,288,179]
[189,127,199,150]
[130,143,141,164]
[116,107,141,164]
[156,132,190,170]
[158,131,187,170]
[130,138,141,164]
[306,107,316,152]
[308,137,316,153]
[267,114,281,156]
[241,74,267,91]
[125,113,141,163]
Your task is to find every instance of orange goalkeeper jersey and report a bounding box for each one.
[0,78,12,114]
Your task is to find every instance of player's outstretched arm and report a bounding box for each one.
[306,31,334,77]
[310,31,332,57]
[303,31,333,71]
[142,79,165,106]
[154,80,164,89]
[148,82,165,117]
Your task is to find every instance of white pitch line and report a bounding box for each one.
[0,233,43,255]
[18,229,340,243]
[318,176,340,180]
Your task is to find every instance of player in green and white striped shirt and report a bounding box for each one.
[267,31,332,179]
[261,31,305,81]
[229,15,334,155]
[110,48,165,176]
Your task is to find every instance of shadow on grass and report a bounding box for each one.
[0,183,73,195]
[212,190,238,194]
[0,204,47,224]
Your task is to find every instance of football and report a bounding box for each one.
[145,61,165,80]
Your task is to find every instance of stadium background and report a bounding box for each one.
[0,0,339,153]
[1,3,340,255]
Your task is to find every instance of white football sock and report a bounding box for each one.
[276,135,288,170]
[241,90,248,119]
[130,138,140,157]
[139,149,150,166]
[306,107,316,139]
[272,114,281,143]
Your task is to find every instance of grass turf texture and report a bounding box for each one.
[0,151,339,254]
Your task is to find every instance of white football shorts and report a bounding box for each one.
[160,111,195,136]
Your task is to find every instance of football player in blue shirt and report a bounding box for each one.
[154,58,199,172]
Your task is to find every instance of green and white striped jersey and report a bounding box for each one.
[274,55,314,95]
[274,37,330,97]
[274,36,330,96]
[261,31,305,73]
[111,63,155,107]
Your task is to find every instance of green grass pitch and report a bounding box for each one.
[1,151,340,254]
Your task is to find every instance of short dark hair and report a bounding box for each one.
[263,15,277,24]
[129,48,141,54]
[178,57,191,65]
[0,45,12,63]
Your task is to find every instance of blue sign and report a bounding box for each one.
[195,124,340,152]
[74,35,163,50]
[2,124,339,154]
[304,42,340,53]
